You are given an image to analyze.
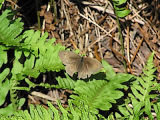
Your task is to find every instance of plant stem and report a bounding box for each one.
[116,15,127,72]
[35,0,41,30]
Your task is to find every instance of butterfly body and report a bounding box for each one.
[59,50,102,79]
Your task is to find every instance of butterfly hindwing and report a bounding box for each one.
[77,57,102,79]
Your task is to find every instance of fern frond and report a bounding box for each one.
[12,30,65,79]
[0,78,10,106]
[0,68,10,109]
[129,53,157,119]
[112,0,130,17]
[0,10,65,116]
[1,101,104,120]
[70,80,122,112]
[153,102,160,119]
[0,114,24,120]
[108,53,159,119]
[0,10,65,79]
[56,73,76,89]
[0,46,8,67]
[0,103,15,116]
[70,60,133,112]
[7,30,65,113]
[0,10,23,46]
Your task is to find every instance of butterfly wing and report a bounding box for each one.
[59,50,82,77]
[59,51,81,65]
[78,57,102,79]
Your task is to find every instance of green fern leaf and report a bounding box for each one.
[56,73,75,89]
[70,60,133,112]
[153,102,160,119]
[11,50,23,75]
[1,101,104,120]
[0,103,15,116]
[130,53,157,119]
[112,0,130,17]
[0,68,10,106]
[112,53,158,119]
[0,0,5,9]
[71,80,123,111]
[48,102,61,120]
[68,100,80,120]
[102,60,133,85]
[10,30,65,79]
[0,46,8,67]
[102,59,116,79]
[0,10,23,46]
[57,101,69,119]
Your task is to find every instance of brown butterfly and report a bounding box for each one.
[59,50,102,79]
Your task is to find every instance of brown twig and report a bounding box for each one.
[130,38,144,65]
[94,45,101,61]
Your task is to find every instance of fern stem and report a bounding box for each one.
[10,79,18,111]
[35,0,41,30]
[115,15,127,72]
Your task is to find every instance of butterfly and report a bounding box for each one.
[59,50,102,79]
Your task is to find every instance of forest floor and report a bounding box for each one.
[3,0,160,115]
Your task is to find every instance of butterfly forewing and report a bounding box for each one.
[59,51,81,65]
[77,57,102,79]
[84,57,102,73]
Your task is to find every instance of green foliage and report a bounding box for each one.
[107,53,159,120]
[56,73,76,89]
[0,10,23,46]
[0,68,10,106]
[0,101,105,120]
[112,0,130,17]
[0,0,5,9]
[0,9,65,115]
[0,9,159,120]
[11,30,64,79]
[153,102,160,119]
[70,60,133,113]
[128,53,157,119]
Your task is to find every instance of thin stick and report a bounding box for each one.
[130,38,144,65]
[78,13,109,34]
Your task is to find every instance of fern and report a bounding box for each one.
[0,9,159,120]
[112,0,130,17]
[129,53,157,119]
[0,10,23,46]
[11,30,65,78]
[107,52,159,120]
[0,101,105,120]
[0,0,5,9]
[70,60,133,113]
[0,9,65,115]
[0,49,11,115]
[56,73,76,89]
[0,46,8,67]
[153,102,160,119]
